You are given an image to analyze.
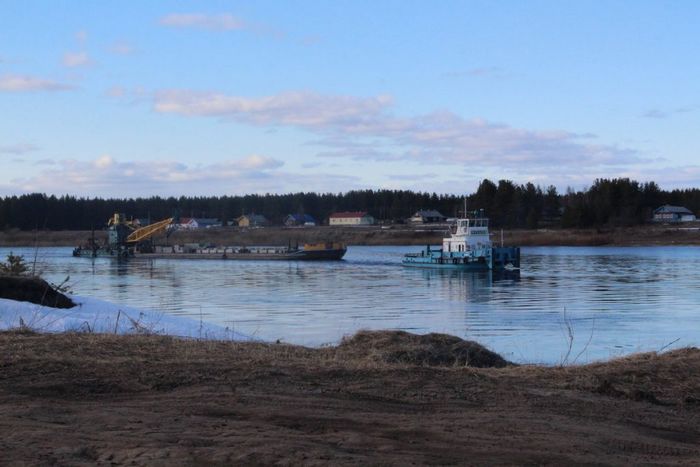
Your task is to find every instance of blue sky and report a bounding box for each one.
[1,1,698,197]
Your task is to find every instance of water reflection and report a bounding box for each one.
[1,245,699,363]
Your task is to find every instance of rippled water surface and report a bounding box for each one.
[3,245,700,363]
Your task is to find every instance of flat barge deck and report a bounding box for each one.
[74,242,347,261]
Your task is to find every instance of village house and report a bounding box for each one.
[329,211,375,226]
[410,209,447,224]
[652,205,697,223]
[237,214,269,227]
[284,214,316,226]
[178,218,221,229]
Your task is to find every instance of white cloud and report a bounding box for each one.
[5,154,359,197]
[62,51,93,68]
[154,90,393,128]
[153,88,641,171]
[94,154,114,168]
[0,74,74,92]
[237,155,284,170]
[159,13,245,31]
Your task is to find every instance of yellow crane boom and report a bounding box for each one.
[126,217,173,244]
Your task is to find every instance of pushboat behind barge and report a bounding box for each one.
[402,212,520,271]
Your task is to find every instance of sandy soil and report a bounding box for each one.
[1,330,699,465]
[1,223,700,248]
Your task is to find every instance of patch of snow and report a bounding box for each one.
[0,295,255,341]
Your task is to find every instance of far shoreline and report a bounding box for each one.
[1,223,700,248]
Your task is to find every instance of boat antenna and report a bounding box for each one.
[463,197,467,218]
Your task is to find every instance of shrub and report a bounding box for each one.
[0,253,30,276]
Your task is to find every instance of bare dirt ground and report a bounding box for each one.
[2,223,700,247]
[1,330,699,465]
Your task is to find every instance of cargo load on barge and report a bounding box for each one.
[72,213,346,261]
[402,211,520,270]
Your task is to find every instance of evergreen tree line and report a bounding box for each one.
[1,178,698,231]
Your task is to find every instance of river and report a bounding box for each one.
[2,245,699,364]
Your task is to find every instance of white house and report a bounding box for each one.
[179,218,221,229]
[329,211,375,226]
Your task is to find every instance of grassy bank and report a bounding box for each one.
[0,330,698,464]
[1,223,700,247]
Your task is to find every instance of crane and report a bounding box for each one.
[126,217,174,243]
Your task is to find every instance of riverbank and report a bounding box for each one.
[2,223,700,247]
[0,330,698,465]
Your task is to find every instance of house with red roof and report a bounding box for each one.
[329,211,375,226]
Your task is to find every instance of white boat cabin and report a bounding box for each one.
[443,217,492,253]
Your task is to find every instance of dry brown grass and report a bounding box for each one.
[332,329,511,368]
[1,330,699,465]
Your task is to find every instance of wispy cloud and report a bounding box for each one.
[62,51,93,68]
[75,30,88,43]
[641,106,695,119]
[104,85,149,104]
[108,41,135,55]
[154,90,393,128]
[154,88,641,171]
[0,143,39,155]
[0,74,74,92]
[105,86,126,98]
[619,165,700,190]
[159,13,245,31]
[8,154,359,197]
[442,67,507,79]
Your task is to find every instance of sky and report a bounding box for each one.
[1,0,699,197]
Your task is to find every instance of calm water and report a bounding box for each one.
[3,245,699,363]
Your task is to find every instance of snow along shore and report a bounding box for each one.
[0,295,255,341]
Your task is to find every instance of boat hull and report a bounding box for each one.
[134,248,347,261]
[73,245,347,261]
[72,247,131,258]
[402,246,520,270]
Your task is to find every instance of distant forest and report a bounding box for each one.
[1,178,699,231]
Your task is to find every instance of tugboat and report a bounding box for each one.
[402,210,520,270]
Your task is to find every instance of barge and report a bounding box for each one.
[74,240,347,261]
[137,242,346,261]
[402,212,520,270]
[73,213,346,261]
